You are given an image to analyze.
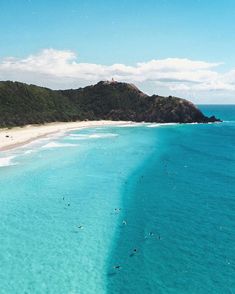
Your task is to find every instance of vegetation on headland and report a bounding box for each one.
[0,80,220,127]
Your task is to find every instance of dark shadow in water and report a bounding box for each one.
[107,272,118,278]
[106,121,235,293]
[105,128,172,294]
[129,253,135,257]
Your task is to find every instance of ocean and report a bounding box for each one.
[0,105,234,294]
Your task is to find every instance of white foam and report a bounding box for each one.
[69,134,90,138]
[89,133,118,138]
[0,156,17,167]
[48,131,66,139]
[18,131,67,150]
[147,123,179,128]
[21,137,50,148]
[41,142,78,149]
[24,149,35,155]
[118,123,143,128]
[68,133,118,140]
[67,137,87,141]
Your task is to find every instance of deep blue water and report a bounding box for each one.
[0,105,234,293]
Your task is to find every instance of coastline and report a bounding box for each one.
[0,119,217,153]
[0,120,133,152]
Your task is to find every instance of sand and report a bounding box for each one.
[0,121,133,151]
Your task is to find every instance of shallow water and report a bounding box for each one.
[0,106,235,293]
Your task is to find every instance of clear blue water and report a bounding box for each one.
[0,105,234,293]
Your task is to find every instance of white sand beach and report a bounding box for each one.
[0,120,132,151]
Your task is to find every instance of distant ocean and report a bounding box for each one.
[0,105,234,294]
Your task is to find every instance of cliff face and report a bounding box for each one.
[0,80,220,127]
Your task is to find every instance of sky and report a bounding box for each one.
[0,0,235,103]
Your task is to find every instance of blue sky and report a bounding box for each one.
[0,0,235,103]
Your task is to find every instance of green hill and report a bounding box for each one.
[0,80,220,127]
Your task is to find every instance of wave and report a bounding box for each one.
[21,137,50,148]
[41,142,78,149]
[69,134,90,138]
[24,149,35,155]
[18,131,67,150]
[118,123,143,128]
[68,133,118,140]
[89,133,118,138]
[0,156,17,167]
[147,123,179,128]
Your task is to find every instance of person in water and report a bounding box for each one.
[129,248,138,257]
[122,220,127,225]
[113,265,121,270]
[144,231,154,239]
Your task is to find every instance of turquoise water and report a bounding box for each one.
[0,106,235,293]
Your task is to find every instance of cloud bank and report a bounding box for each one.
[1,48,235,102]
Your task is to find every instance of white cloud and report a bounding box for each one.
[0,48,235,102]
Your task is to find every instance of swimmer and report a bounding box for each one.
[122,220,127,225]
[129,248,138,257]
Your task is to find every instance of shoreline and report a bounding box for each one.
[0,120,219,153]
[0,120,133,152]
